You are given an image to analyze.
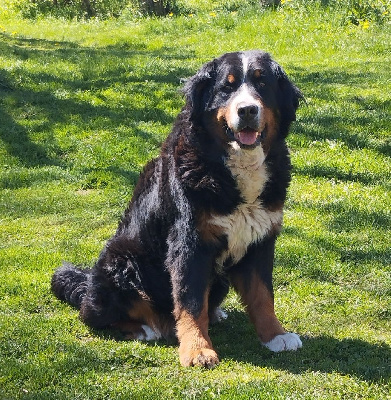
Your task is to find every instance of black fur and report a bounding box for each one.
[52,50,302,364]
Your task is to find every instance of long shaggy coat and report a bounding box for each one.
[52,50,303,367]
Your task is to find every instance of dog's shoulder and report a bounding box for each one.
[164,111,242,216]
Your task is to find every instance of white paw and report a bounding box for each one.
[136,325,162,341]
[263,332,302,352]
[213,307,228,322]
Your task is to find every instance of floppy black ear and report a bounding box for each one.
[182,59,217,120]
[271,61,303,123]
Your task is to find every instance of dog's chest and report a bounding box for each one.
[209,144,283,268]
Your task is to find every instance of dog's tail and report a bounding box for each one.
[51,262,90,309]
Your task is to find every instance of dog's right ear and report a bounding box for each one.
[182,59,217,120]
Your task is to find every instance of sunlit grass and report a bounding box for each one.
[0,2,390,399]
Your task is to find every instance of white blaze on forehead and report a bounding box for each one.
[241,52,251,76]
[224,53,263,133]
[234,83,258,104]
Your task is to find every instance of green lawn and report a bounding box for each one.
[0,2,390,399]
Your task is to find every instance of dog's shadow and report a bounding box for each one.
[97,309,390,382]
[210,310,390,383]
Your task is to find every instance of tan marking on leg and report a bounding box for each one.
[128,298,157,325]
[175,292,219,368]
[231,271,285,343]
[120,298,174,340]
[113,320,145,340]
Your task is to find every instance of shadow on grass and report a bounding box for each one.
[2,27,389,387]
[292,163,389,187]
[211,310,391,383]
[87,310,391,383]
[281,202,391,270]
[0,70,62,168]
[0,33,193,170]
[82,304,391,383]
[0,334,160,391]
[290,64,391,157]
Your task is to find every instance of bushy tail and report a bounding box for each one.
[51,262,90,309]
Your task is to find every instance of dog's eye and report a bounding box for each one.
[255,76,266,88]
[221,83,235,93]
[253,70,266,87]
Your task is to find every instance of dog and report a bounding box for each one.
[52,50,303,368]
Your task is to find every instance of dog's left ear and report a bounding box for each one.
[271,61,303,122]
[182,59,217,120]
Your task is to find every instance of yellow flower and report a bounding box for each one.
[168,12,173,17]
[210,12,216,17]
[360,20,370,29]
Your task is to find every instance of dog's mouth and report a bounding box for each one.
[235,128,261,146]
[226,126,267,148]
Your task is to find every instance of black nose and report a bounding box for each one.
[237,103,259,119]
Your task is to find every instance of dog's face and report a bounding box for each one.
[184,51,301,152]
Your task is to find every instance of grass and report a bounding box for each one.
[0,2,390,399]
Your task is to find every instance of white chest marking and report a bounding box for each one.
[225,141,267,203]
[210,144,283,268]
[211,203,283,267]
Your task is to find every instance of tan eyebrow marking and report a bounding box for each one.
[254,69,262,78]
[227,74,236,84]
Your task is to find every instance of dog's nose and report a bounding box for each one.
[237,103,259,119]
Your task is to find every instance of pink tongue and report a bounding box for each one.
[237,129,258,145]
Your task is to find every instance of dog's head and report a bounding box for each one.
[183,51,302,152]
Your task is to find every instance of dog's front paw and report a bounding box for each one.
[180,348,220,368]
[263,332,302,352]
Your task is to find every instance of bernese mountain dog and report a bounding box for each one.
[52,50,303,368]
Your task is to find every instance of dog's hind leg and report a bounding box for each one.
[208,276,230,324]
[79,281,126,330]
[113,298,175,341]
[114,321,162,341]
